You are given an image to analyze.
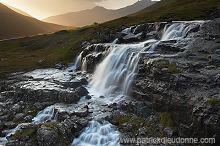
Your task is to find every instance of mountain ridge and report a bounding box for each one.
[43,0,156,27]
[0,3,71,39]
[3,3,33,17]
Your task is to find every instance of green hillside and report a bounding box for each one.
[0,0,220,79]
[106,0,220,26]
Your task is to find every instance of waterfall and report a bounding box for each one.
[89,22,200,102]
[89,41,151,102]
[81,57,88,72]
[72,21,203,146]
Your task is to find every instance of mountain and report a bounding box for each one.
[43,0,157,27]
[0,3,71,39]
[4,3,33,17]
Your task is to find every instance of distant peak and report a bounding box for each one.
[93,6,106,10]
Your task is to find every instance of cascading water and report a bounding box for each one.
[32,106,55,123]
[72,121,120,146]
[89,41,153,101]
[0,106,55,145]
[72,21,203,146]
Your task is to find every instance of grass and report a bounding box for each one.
[0,0,219,79]
[0,27,100,79]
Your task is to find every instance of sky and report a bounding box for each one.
[0,0,144,20]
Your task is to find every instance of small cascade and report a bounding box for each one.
[89,43,145,101]
[72,121,120,146]
[81,57,88,72]
[74,52,83,69]
[161,22,201,40]
[0,106,56,145]
[32,106,55,123]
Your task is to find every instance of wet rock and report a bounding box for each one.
[80,78,88,85]
[38,59,44,63]
[122,32,145,42]
[24,115,34,122]
[75,86,88,97]
[138,127,147,135]
[37,126,59,146]
[164,127,174,137]
[75,107,89,117]
[133,24,146,34]
[81,41,90,48]
[0,121,4,133]
[58,91,80,104]
[14,113,25,121]
[4,121,18,129]
[100,34,110,43]
[56,111,70,122]
[6,141,26,146]
[62,81,82,88]
[99,96,105,98]
[85,95,92,99]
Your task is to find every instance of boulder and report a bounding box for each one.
[75,86,88,97]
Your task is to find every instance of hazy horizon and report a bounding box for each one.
[0,0,154,20]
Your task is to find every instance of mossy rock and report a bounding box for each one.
[153,59,170,68]
[210,98,220,105]
[153,59,181,74]
[8,124,37,141]
[159,112,174,127]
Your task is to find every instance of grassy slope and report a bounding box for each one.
[0,0,220,79]
[106,0,220,26]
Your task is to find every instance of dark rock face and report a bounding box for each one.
[1,88,81,104]
[131,19,220,140]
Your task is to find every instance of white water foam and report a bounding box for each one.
[72,121,120,146]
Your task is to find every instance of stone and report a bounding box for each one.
[58,91,80,104]
[75,107,88,117]
[164,127,174,137]
[37,126,59,146]
[85,95,92,99]
[75,86,88,97]
[14,113,25,121]
[100,34,110,43]
[138,127,147,135]
[24,115,33,122]
[11,104,21,113]
[122,32,145,42]
[80,78,88,85]
[4,122,18,129]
